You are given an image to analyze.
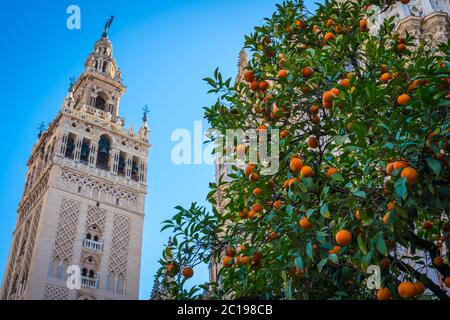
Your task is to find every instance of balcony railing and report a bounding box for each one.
[81,276,99,289]
[83,239,104,252]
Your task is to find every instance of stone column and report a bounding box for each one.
[89,141,98,167]
[56,131,69,157]
[139,160,146,184]
[110,149,120,175]
[74,136,83,162]
[125,155,132,179]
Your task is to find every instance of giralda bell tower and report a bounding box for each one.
[1,17,150,300]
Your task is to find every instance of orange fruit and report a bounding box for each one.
[240,244,246,251]
[401,167,418,183]
[380,73,390,83]
[225,247,236,257]
[290,157,304,173]
[393,160,409,171]
[249,81,259,91]
[311,114,321,124]
[280,130,289,138]
[324,32,335,41]
[414,281,426,295]
[398,282,416,298]
[386,162,395,175]
[329,246,341,255]
[400,0,410,4]
[301,166,314,178]
[422,221,433,230]
[397,93,411,106]
[335,230,352,246]
[308,136,319,148]
[327,167,339,177]
[397,43,407,52]
[323,91,335,103]
[310,105,319,114]
[326,18,334,27]
[355,209,362,222]
[295,269,305,278]
[238,256,250,266]
[245,164,256,177]
[182,267,194,279]
[223,256,233,268]
[444,277,450,287]
[433,256,444,267]
[330,88,340,96]
[244,71,255,82]
[380,64,389,73]
[253,188,263,197]
[383,213,390,225]
[288,177,299,188]
[299,217,313,230]
[273,200,283,210]
[359,19,368,31]
[377,287,392,300]
[259,81,269,91]
[238,209,249,219]
[302,67,314,78]
[250,172,260,183]
[387,201,396,211]
[252,252,263,264]
[278,69,289,78]
[295,20,306,30]
[339,78,350,88]
[252,204,263,213]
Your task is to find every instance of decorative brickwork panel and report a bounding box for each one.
[85,206,106,233]
[44,285,69,300]
[52,199,81,262]
[108,215,131,276]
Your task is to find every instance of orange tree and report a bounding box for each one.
[156,0,450,300]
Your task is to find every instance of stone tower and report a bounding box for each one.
[1,19,150,300]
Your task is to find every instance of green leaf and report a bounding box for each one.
[357,234,367,255]
[320,204,331,219]
[395,177,407,199]
[376,233,388,256]
[294,256,304,270]
[306,242,313,259]
[426,158,442,176]
[352,189,366,198]
[318,258,328,272]
[329,254,339,264]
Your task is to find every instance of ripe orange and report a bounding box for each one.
[244,71,255,82]
[339,78,350,88]
[290,157,304,173]
[302,67,314,78]
[299,217,313,230]
[240,244,246,251]
[245,164,256,177]
[380,73,390,83]
[359,19,368,31]
[433,256,444,267]
[182,267,194,279]
[387,201,396,211]
[323,91,335,103]
[301,166,314,178]
[383,213,390,225]
[393,160,409,171]
[397,94,411,105]
[280,130,289,139]
[401,167,418,183]
[225,247,236,257]
[273,200,283,210]
[386,162,395,175]
[278,69,289,78]
[400,0,410,4]
[238,256,250,266]
[238,209,248,219]
[249,81,259,91]
[329,246,341,255]
[330,87,340,96]
[223,256,233,268]
[326,18,334,28]
[253,188,263,197]
[336,230,352,246]
[259,81,269,91]
[310,105,319,114]
[311,114,320,124]
[295,269,305,278]
[444,277,450,287]
[355,209,362,222]
[377,287,392,300]
[252,252,263,264]
[398,281,416,298]
[327,167,339,178]
[252,204,263,213]
[288,177,299,188]
[397,43,407,52]
[295,20,306,30]
[422,221,433,230]
[308,136,319,148]
[250,172,260,182]
[324,32,335,41]
[414,281,426,295]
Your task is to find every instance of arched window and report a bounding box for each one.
[93,235,99,242]
[95,95,106,110]
[131,156,140,182]
[118,152,126,177]
[96,135,111,170]
[65,133,76,159]
[80,138,90,163]
[82,268,88,277]
[86,233,92,240]
[88,270,95,279]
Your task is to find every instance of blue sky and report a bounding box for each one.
[0,0,319,299]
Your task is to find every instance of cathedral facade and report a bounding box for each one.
[1,22,150,300]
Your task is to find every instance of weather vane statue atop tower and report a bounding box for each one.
[102,15,115,38]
